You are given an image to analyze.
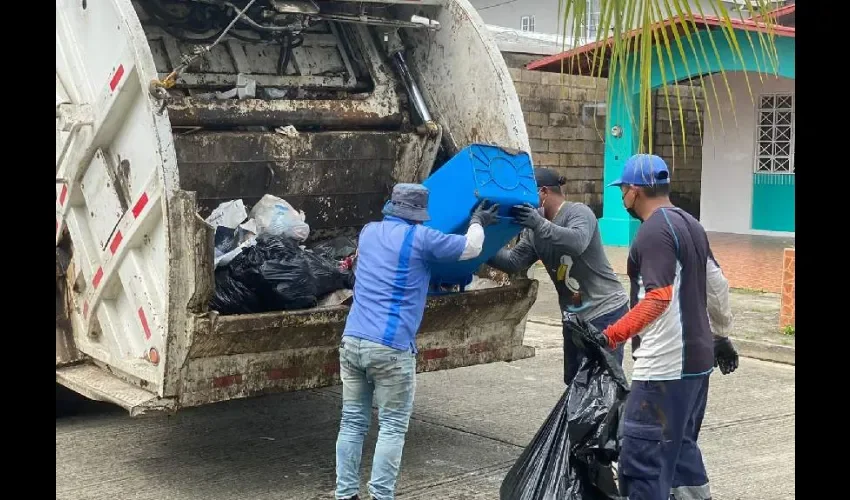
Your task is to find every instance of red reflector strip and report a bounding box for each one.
[59,185,68,206]
[267,367,300,380]
[132,193,149,218]
[423,348,448,361]
[109,65,125,92]
[92,267,104,289]
[83,301,89,319]
[213,374,243,388]
[109,231,123,254]
[324,363,340,376]
[137,307,152,340]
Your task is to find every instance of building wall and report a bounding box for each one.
[509,67,608,215]
[509,67,704,217]
[470,0,758,36]
[470,0,570,37]
[700,72,795,234]
[651,85,706,218]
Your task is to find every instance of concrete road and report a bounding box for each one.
[56,321,795,500]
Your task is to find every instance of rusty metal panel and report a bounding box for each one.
[161,22,404,128]
[161,191,214,398]
[175,280,538,409]
[142,20,358,90]
[174,131,407,236]
[166,96,403,129]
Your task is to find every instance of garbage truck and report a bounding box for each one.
[56,0,538,416]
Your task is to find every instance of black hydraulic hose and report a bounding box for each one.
[277,32,305,75]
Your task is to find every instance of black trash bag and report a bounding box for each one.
[257,259,318,310]
[211,234,318,314]
[302,249,355,297]
[309,236,357,261]
[214,226,240,255]
[500,321,630,500]
[227,234,299,286]
[209,267,262,315]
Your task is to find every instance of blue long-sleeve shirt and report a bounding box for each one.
[343,216,483,352]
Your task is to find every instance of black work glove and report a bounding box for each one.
[564,312,609,350]
[511,203,546,230]
[713,335,739,375]
[470,200,500,228]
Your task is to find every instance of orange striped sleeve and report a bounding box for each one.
[604,286,673,347]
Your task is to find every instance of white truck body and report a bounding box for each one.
[56,0,537,416]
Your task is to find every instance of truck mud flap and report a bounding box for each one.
[56,364,175,417]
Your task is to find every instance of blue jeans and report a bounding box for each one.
[561,303,628,385]
[618,375,712,500]
[335,336,416,500]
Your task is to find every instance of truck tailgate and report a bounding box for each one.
[177,280,537,408]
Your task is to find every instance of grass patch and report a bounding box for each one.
[782,325,795,337]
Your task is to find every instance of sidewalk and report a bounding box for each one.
[526,263,795,365]
[604,234,794,294]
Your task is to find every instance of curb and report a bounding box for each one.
[526,318,795,366]
[731,337,795,366]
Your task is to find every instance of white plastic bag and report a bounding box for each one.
[215,237,257,269]
[249,194,310,242]
[206,200,248,230]
[465,276,499,291]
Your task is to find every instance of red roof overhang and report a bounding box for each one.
[526,13,795,77]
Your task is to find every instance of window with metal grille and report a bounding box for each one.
[577,1,602,42]
[586,10,601,39]
[521,15,535,32]
[754,93,795,174]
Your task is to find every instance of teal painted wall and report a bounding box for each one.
[600,32,796,246]
[752,173,795,232]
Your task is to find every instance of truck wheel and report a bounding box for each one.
[56,383,85,417]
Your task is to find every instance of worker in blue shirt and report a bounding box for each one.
[335,183,499,500]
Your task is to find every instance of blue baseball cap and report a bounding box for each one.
[608,154,670,187]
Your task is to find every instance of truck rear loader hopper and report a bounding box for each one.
[56,0,537,416]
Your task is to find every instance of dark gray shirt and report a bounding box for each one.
[489,202,629,322]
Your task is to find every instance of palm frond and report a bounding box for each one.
[557,0,785,155]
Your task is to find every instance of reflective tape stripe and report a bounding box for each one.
[131,192,149,218]
[109,64,125,92]
[108,230,123,254]
[138,308,152,340]
[92,267,104,289]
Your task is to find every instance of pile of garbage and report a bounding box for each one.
[204,195,356,316]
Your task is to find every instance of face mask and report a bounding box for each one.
[626,207,642,222]
[622,189,643,222]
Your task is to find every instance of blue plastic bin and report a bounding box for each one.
[423,144,538,290]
